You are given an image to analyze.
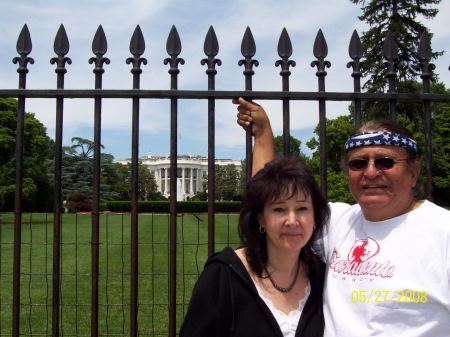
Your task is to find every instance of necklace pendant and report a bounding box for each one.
[264,260,301,294]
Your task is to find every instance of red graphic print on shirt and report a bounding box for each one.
[329,238,395,278]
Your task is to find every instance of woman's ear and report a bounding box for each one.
[257,213,265,228]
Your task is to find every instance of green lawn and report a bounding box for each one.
[0,212,240,336]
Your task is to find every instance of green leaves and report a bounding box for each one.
[214,164,241,201]
[350,0,443,91]
[0,98,54,211]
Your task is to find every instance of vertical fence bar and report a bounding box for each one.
[311,29,330,196]
[164,25,184,337]
[12,48,25,337]
[91,50,102,337]
[276,28,295,156]
[50,24,71,337]
[74,213,79,336]
[11,24,34,337]
[88,25,110,337]
[418,32,434,200]
[27,215,33,334]
[126,25,147,337]
[383,32,398,120]
[45,213,50,335]
[201,26,221,256]
[239,27,258,181]
[105,214,110,337]
[347,30,363,128]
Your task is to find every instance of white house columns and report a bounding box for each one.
[119,154,241,201]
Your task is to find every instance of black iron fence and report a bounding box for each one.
[0,24,449,337]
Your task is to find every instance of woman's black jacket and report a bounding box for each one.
[179,247,325,337]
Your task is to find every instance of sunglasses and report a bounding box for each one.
[347,157,409,171]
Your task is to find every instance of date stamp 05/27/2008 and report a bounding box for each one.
[351,290,428,304]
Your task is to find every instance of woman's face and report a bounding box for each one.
[258,189,315,255]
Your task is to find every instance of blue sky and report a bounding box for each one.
[1,0,449,161]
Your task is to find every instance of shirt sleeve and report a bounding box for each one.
[313,202,352,262]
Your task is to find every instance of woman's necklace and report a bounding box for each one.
[264,260,300,293]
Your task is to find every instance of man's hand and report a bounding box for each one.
[232,97,275,176]
[233,97,271,138]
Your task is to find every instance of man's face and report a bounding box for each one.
[346,145,420,221]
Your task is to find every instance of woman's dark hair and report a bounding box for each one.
[238,156,330,277]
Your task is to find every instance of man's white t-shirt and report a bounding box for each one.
[321,200,450,337]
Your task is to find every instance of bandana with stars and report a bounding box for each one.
[344,131,418,154]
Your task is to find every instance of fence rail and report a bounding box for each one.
[2,89,450,100]
[1,23,449,337]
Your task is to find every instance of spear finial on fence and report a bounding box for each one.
[418,32,435,81]
[201,26,222,75]
[346,29,364,127]
[89,25,110,74]
[382,32,398,80]
[238,26,258,183]
[164,25,185,75]
[275,28,296,77]
[50,24,72,75]
[347,30,363,78]
[311,29,330,77]
[310,29,330,196]
[382,32,398,119]
[126,25,147,75]
[239,26,259,76]
[13,24,34,75]
[276,28,295,156]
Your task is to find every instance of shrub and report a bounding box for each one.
[65,190,92,212]
[104,200,242,213]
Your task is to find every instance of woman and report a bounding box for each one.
[180,156,330,337]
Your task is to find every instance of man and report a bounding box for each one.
[234,97,450,337]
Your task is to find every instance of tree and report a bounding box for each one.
[0,98,54,211]
[307,115,355,172]
[61,137,119,202]
[190,191,208,201]
[274,135,308,161]
[109,162,131,200]
[306,116,355,203]
[350,0,443,91]
[238,135,307,198]
[215,164,240,201]
[65,190,92,212]
[326,169,354,204]
[137,162,159,200]
[109,161,162,201]
[428,84,450,205]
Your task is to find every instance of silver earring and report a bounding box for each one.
[259,225,266,234]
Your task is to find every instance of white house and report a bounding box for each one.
[118,154,241,201]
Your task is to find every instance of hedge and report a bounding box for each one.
[104,201,242,213]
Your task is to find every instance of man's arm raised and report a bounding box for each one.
[233,97,275,176]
